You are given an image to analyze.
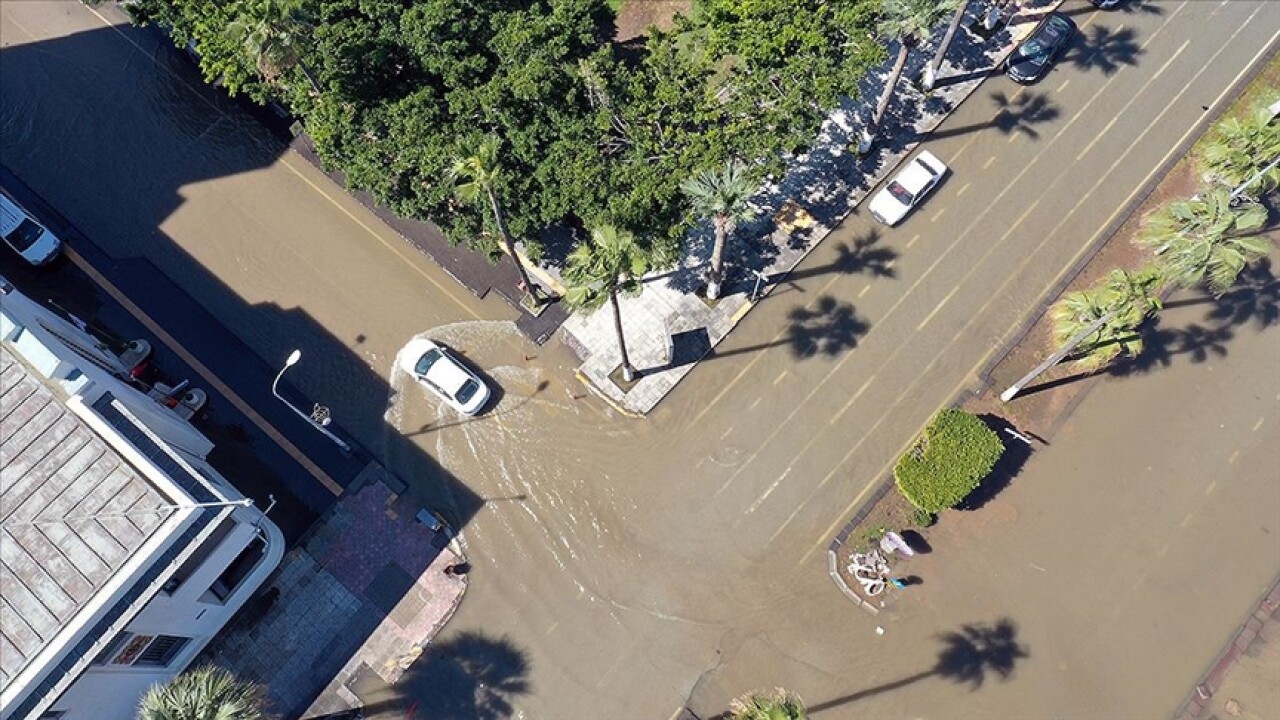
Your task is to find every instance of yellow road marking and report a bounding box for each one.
[720,426,735,440]
[65,247,344,496]
[1252,417,1265,432]
[956,182,972,197]
[916,284,963,332]
[1228,450,1240,465]
[773,370,789,386]
[1205,480,1218,495]
[545,621,559,636]
[858,285,872,298]
[279,156,481,320]
[749,396,763,410]
[906,233,921,249]
[983,155,997,170]
[1007,132,1021,144]
[1056,79,1070,93]
[1180,512,1195,528]
[931,207,947,222]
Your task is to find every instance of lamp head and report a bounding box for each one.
[285,349,302,367]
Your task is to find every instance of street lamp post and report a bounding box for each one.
[272,349,352,454]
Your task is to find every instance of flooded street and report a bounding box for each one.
[4,2,1279,718]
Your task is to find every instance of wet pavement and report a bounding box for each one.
[2,1,1279,719]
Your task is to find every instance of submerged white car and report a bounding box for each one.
[867,150,948,227]
[0,194,62,266]
[400,338,491,416]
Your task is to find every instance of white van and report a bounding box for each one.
[0,193,62,266]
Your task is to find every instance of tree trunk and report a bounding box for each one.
[487,188,542,305]
[299,60,322,96]
[610,291,637,381]
[862,41,912,154]
[706,218,728,300]
[1000,309,1118,402]
[924,1,969,92]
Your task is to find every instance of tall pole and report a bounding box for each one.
[1000,309,1117,402]
[273,350,353,454]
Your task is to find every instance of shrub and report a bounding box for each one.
[895,408,1003,513]
[910,507,935,528]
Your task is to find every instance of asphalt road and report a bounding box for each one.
[2,1,1277,718]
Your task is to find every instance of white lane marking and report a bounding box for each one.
[858,285,872,298]
[1056,79,1070,93]
[983,155,997,169]
[1252,417,1265,432]
[1075,39,1191,162]
[932,207,947,222]
[916,284,964,332]
[749,396,763,410]
[773,370,789,386]
[720,426,735,440]
[1205,480,1219,495]
[956,182,972,197]
[830,374,878,425]
[745,467,791,515]
[906,233,921,248]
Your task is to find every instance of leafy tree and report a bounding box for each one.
[859,0,954,153]
[137,665,268,720]
[449,136,547,304]
[729,687,808,720]
[922,0,968,91]
[562,225,650,382]
[1198,93,1280,196]
[225,0,320,94]
[1137,189,1272,296]
[1051,266,1163,368]
[681,159,757,300]
[894,408,1003,513]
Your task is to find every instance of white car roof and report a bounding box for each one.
[425,354,473,396]
[896,151,945,193]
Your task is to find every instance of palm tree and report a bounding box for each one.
[859,0,955,154]
[1137,189,1272,296]
[138,665,268,720]
[1051,266,1163,369]
[681,159,756,300]
[729,687,807,720]
[562,225,649,382]
[922,1,968,92]
[449,136,547,307]
[1198,96,1280,196]
[226,0,320,94]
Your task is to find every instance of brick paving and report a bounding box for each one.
[201,463,467,719]
[1173,577,1280,720]
[561,0,1060,415]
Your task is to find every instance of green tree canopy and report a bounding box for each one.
[895,408,1003,513]
[1051,266,1163,368]
[1137,189,1272,296]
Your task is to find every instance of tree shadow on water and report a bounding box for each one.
[954,415,1034,511]
[707,296,869,361]
[374,631,530,720]
[808,619,1028,715]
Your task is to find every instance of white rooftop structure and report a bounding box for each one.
[0,275,284,720]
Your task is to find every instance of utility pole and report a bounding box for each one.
[1000,309,1117,402]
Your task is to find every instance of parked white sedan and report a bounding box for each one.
[867,150,948,227]
[0,194,62,266]
[400,338,491,416]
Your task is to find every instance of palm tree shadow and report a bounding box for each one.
[1063,24,1142,76]
[808,619,1029,715]
[751,230,897,287]
[703,296,870,362]
[364,631,530,720]
[925,90,1059,142]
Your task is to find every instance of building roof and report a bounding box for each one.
[0,347,170,687]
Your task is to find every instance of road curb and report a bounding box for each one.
[1171,574,1280,720]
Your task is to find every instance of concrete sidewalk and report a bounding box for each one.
[199,463,467,719]
[561,1,1060,415]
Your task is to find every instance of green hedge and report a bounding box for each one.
[895,408,1004,513]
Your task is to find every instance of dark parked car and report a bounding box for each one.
[1005,13,1076,84]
